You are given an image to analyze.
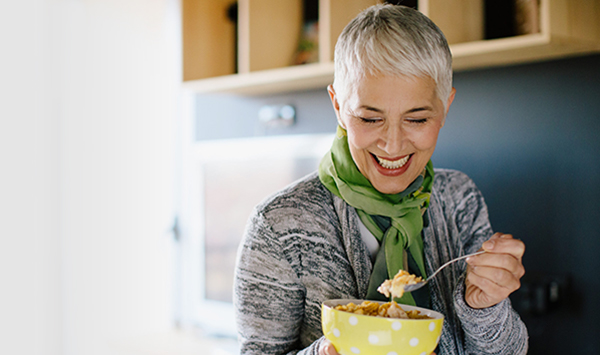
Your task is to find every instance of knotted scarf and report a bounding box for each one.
[318,126,434,305]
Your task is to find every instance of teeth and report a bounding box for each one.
[376,155,410,169]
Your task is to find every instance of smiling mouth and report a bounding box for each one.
[373,154,411,170]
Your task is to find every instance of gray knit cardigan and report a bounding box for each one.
[234,169,528,354]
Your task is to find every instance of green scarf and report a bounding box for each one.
[318,126,434,305]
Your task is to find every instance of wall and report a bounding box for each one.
[195,53,600,354]
[437,54,600,354]
[59,1,178,354]
[0,1,179,354]
[0,2,61,355]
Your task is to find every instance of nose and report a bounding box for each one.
[378,124,404,155]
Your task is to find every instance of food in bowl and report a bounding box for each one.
[377,269,423,299]
[322,299,443,355]
[334,300,431,319]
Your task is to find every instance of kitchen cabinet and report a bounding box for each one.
[182,0,600,95]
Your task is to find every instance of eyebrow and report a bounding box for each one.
[357,105,434,114]
[358,105,384,113]
[406,106,434,113]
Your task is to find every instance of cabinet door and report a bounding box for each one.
[182,0,236,80]
[319,0,380,63]
[422,0,484,44]
[238,0,303,73]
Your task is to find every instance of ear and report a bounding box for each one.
[328,84,346,129]
[441,87,457,127]
[446,87,457,113]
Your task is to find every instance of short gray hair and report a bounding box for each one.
[333,4,453,107]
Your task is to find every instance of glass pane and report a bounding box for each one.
[203,156,320,302]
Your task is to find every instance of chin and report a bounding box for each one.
[372,181,409,195]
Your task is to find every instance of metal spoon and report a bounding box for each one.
[402,250,487,293]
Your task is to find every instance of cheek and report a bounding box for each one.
[412,126,441,151]
[347,126,377,150]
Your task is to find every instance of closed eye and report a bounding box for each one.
[406,118,428,124]
[358,116,382,124]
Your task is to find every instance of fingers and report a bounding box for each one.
[463,232,527,308]
[482,233,525,260]
[468,233,525,275]
[467,264,521,296]
[320,340,339,355]
[464,263,519,309]
[467,233,525,284]
[466,251,525,279]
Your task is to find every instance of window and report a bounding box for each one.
[177,131,334,337]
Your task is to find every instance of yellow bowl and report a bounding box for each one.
[322,299,444,355]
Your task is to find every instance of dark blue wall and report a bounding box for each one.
[196,54,600,353]
[436,54,600,354]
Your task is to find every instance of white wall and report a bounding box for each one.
[0,1,62,354]
[0,1,179,354]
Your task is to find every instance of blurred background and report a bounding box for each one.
[1,0,599,354]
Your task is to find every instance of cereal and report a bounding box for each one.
[333,300,431,319]
[377,269,423,299]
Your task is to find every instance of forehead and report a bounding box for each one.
[342,74,441,111]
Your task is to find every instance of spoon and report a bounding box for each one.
[402,250,486,293]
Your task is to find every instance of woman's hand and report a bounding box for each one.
[464,232,526,309]
[319,340,339,355]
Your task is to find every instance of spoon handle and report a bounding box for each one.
[427,250,486,281]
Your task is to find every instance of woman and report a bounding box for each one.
[234,4,528,355]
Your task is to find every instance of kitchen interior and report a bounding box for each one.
[2,0,599,354]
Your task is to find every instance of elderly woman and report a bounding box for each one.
[234,4,528,355]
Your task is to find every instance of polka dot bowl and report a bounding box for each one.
[322,299,444,355]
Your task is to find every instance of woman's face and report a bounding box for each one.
[329,74,455,194]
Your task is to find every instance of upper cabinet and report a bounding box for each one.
[182,0,600,95]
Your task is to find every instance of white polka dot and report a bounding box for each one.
[368,334,379,344]
[333,328,340,337]
[391,321,402,330]
[350,347,361,354]
[387,352,398,355]
[349,316,358,325]
[409,338,419,347]
[429,322,436,331]
[420,352,427,355]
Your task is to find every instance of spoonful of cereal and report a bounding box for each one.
[378,251,487,297]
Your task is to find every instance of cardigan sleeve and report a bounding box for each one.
[449,172,529,354]
[454,278,528,354]
[233,208,323,355]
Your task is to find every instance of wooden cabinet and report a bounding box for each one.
[182,0,600,95]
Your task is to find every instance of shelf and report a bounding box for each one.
[182,0,600,96]
[182,62,334,95]
[452,33,600,71]
[182,34,600,95]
